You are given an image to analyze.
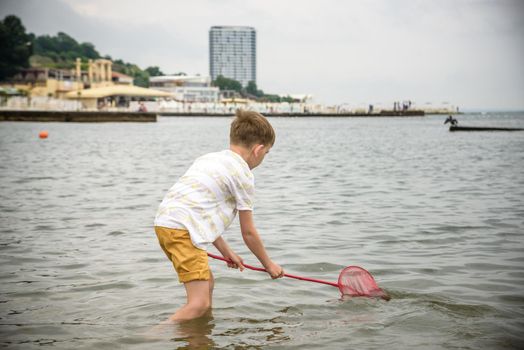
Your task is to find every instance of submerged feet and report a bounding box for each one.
[148,312,215,348]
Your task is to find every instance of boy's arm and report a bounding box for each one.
[239,210,284,279]
[213,236,245,271]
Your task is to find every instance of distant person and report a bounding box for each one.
[444,115,458,126]
[138,102,147,112]
[154,109,284,322]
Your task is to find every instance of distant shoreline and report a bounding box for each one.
[0,109,429,122]
[158,110,426,117]
[8,109,504,122]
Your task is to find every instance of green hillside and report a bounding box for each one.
[1,15,163,87]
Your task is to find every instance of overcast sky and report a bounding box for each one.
[1,0,523,110]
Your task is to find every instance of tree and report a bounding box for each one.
[212,75,242,92]
[145,66,164,77]
[261,94,282,103]
[112,60,150,87]
[32,31,101,68]
[80,42,99,59]
[245,81,264,97]
[0,15,33,80]
[133,70,149,87]
[55,32,78,53]
[280,95,296,103]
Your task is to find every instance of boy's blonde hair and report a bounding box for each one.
[230,109,276,147]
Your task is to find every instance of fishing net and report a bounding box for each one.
[207,253,390,301]
[338,266,390,300]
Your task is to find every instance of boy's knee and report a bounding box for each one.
[188,299,211,316]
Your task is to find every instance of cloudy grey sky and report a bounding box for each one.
[1,0,523,110]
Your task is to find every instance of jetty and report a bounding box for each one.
[449,125,524,132]
[0,110,157,122]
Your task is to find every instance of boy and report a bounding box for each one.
[154,110,284,322]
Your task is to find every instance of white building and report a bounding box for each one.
[209,26,256,87]
[149,75,219,102]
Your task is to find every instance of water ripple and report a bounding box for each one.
[1,114,523,349]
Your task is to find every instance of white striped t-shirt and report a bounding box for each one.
[154,150,254,249]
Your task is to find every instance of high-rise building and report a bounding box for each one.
[209,26,256,87]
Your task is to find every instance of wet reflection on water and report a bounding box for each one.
[216,314,292,347]
[148,315,216,349]
[147,313,294,349]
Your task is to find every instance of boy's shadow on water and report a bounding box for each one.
[147,313,216,349]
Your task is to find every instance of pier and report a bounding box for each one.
[0,110,157,122]
[449,125,524,132]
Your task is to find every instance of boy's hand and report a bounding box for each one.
[226,253,245,271]
[266,261,284,279]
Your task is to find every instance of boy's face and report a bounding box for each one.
[250,144,271,169]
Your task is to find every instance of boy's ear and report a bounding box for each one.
[252,144,265,156]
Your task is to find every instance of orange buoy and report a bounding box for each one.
[39,131,49,139]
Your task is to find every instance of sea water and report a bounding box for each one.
[1,113,523,349]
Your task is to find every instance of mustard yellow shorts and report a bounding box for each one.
[154,226,210,283]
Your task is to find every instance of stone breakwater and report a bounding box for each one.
[0,110,157,122]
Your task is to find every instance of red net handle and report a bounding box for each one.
[207,252,339,288]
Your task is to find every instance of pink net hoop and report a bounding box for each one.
[338,266,390,300]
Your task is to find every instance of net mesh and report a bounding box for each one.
[338,266,390,300]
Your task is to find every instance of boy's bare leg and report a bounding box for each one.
[167,280,212,322]
[208,271,214,307]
